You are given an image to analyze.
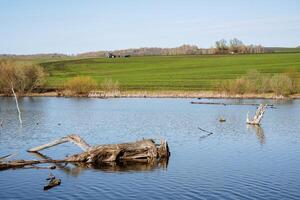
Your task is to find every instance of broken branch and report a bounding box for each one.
[27,134,91,152]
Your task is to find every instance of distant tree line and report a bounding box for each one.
[213,38,268,54]
[78,38,272,58]
[0,38,278,59]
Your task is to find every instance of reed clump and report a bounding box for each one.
[101,78,120,92]
[270,74,294,96]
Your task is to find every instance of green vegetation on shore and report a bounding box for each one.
[41,53,300,91]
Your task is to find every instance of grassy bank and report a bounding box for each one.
[41,53,300,91]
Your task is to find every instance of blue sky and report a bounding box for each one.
[1,0,300,54]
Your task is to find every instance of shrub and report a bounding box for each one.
[0,59,46,94]
[65,76,97,95]
[101,78,120,92]
[270,74,294,96]
[215,69,298,96]
[243,70,270,93]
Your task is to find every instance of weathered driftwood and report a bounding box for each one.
[0,159,66,170]
[0,134,170,170]
[246,104,267,125]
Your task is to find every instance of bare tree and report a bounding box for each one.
[229,38,244,53]
[215,39,228,54]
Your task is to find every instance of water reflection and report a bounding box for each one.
[78,159,169,173]
[30,152,169,176]
[247,125,265,145]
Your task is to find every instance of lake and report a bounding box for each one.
[0,97,300,200]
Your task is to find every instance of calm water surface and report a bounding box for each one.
[0,97,300,200]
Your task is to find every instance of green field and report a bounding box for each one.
[41,53,300,91]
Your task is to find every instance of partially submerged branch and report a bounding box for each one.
[0,153,16,161]
[198,127,214,139]
[246,104,267,125]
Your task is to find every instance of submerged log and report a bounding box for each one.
[0,135,170,170]
[44,178,61,190]
[44,173,61,190]
[191,101,275,108]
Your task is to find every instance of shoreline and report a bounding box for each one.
[1,91,300,99]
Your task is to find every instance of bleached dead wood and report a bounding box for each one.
[11,82,22,125]
[246,104,267,125]
[1,134,170,170]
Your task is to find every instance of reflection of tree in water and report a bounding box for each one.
[247,125,265,145]
[30,152,169,176]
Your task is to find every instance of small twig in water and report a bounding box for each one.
[198,127,214,140]
[198,127,214,135]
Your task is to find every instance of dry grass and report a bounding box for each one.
[270,74,294,96]
[101,78,120,92]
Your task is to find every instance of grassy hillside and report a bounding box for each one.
[41,53,300,91]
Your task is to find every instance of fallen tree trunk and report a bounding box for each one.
[191,101,275,108]
[0,135,170,170]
